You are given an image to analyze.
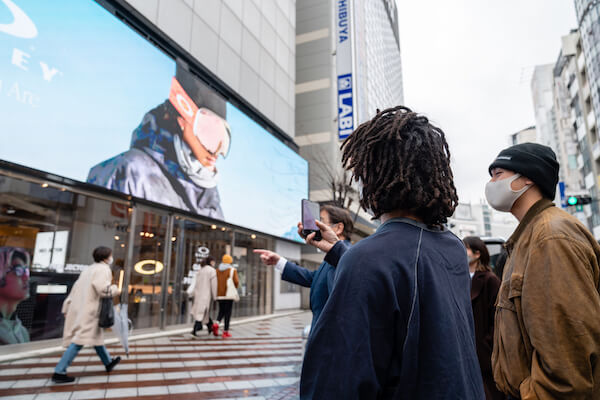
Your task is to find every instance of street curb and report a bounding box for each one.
[0,310,306,363]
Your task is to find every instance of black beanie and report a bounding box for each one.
[488,142,559,200]
[175,63,226,119]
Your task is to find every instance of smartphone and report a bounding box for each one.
[301,199,322,241]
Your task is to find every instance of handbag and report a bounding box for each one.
[98,286,115,328]
[225,268,240,302]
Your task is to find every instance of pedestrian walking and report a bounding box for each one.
[187,254,217,336]
[463,236,503,400]
[52,246,122,384]
[213,254,238,338]
[254,205,353,332]
[487,143,600,399]
[299,106,485,399]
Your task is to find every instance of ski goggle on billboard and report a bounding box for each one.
[168,77,231,158]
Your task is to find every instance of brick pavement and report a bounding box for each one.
[0,312,311,400]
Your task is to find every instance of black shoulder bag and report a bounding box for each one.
[98,286,114,328]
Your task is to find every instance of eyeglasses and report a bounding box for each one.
[8,264,29,278]
[169,77,231,158]
[0,247,31,277]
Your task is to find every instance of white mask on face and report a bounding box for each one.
[106,256,114,265]
[467,256,478,264]
[485,173,531,212]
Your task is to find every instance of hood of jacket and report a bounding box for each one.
[218,263,234,271]
[130,101,218,188]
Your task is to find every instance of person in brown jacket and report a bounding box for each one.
[486,143,600,399]
[213,254,238,338]
[463,236,504,400]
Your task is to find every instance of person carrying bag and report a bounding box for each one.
[52,246,122,384]
[213,255,239,338]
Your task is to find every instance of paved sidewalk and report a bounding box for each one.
[0,312,310,400]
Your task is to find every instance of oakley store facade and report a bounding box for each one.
[0,0,304,348]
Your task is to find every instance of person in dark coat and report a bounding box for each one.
[463,236,503,400]
[298,106,485,399]
[254,205,353,331]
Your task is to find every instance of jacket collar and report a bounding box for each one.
[505,198,554,254]
[470,271,488,300]
[378,217,445,233]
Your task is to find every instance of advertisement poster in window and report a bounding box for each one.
[0,0,307,242]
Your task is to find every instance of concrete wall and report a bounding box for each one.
[124,0,297,137]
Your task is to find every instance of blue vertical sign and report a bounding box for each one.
[337,73,353,139]
[336,0,354,140]
[559,181,566,208]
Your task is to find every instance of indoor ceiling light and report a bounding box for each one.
[134,260,164,275]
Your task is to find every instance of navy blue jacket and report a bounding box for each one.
[281,243,350,329]
[300,218,485,400]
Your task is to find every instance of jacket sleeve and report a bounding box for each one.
[233,269,239,288]
[300,249,394,399]
[519,237,600,399]
[186,273,196,297]
[324,240,351,267]
[485,274,501,346]
[281,262,316,288]
[91,268,120,297]
[211,270,217,299]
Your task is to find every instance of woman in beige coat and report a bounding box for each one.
[187,256,217,336]
[52,247,121,384]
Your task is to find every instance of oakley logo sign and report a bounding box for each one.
[0,0,38,39]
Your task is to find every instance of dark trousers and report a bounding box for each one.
[192,318,213,334]
[217,300,234,331]
[507,395,520,400]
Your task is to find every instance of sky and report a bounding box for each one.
[397,1,577,203]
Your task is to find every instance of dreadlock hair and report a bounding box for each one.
[340,106,458,227]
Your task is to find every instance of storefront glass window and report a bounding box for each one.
[126,208,168,330]
[232,232,273,318]
[0,174,129,345]
[176,220,232,325]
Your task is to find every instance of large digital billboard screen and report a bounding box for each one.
[0,0,308,241]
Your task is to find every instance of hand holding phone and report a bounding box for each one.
[301,199,322,241]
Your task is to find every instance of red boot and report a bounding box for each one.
[212,322,219,337]
[222,331,232,338]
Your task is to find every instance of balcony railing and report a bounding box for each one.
[593,141,600,160]
[588,111,596,129]
[578,52,586,72]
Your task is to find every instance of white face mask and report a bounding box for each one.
[485,173,531,212]
[467,256,478,264]
[106,256,114,265]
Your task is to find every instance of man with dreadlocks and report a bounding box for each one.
[299,106,485,399]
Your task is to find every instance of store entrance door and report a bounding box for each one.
[126,207,170,330]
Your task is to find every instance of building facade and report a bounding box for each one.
[0,0,305,349]
[294,0,403,248]
[511,126,537,145]
[448,203,518,240]
[531,65,560,152]
[544,28,599,232]
[575,0,600,133]
[531,37,598,230]
[574,1,600,235]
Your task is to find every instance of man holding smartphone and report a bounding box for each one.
[254,205,352,332]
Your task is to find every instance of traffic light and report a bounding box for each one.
[566,195,592,206]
